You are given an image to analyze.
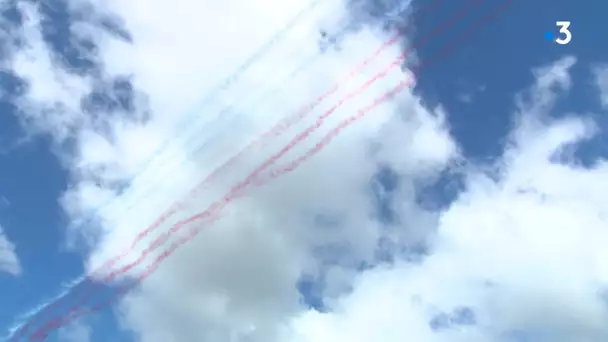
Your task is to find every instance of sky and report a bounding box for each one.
[0,0,607,341]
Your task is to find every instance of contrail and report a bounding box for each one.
[2,1,320,339]
[13,0,483,338]
[26,2,515,339]
[97,0,443,271]
[18,0,515,340]
[261,0,516,184]
[6,2,443,340]
[67,0,323,241]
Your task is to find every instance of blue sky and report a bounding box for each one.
[1,0,607,341]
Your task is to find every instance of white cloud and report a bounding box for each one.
[7,0,444,339]
[57,321,91,342]
[0,225,21,276]
[5,0,608,341]
[284,56,608,342]
[593,64,608,108]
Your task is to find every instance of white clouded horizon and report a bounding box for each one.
[3,0,608,342]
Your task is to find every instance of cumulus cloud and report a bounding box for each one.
[7,0,442,339]
[5,0,608,341]
[285,56,608,342]
[0,225,21,276]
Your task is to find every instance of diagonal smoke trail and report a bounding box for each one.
[20,0,515,340]
[6,2,443,341]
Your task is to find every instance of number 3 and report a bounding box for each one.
[555,21,572,45]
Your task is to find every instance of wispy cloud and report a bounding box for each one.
[57,321,91,342]
[0,224,21,276]
[593,63,608,108]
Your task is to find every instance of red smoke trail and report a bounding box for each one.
[22,0,489,338]
[8,3,444,340]
[261,0,516,184]
[10,2,449,340]
[105,0,445,266]
[46,0,479,318]
[19,0,516,340]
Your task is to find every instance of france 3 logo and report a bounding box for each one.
[546,21,572,45]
